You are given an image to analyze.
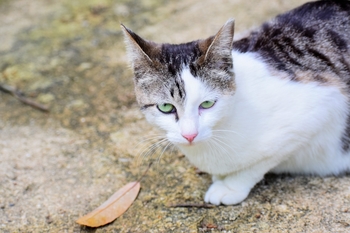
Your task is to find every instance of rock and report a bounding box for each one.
[37,93,55,103]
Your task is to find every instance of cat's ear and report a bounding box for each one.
[121,24,161,67]
[198,19,235,69]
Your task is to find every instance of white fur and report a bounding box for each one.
[148,51,350,205]
[191,52,350,204]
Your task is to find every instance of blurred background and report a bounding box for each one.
[3,0,349,232]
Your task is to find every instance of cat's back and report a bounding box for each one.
[275,0,350,30]
[233,0,350,82]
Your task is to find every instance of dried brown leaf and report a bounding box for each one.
[76,181,140,227]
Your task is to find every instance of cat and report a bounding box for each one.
[121,0,350,205]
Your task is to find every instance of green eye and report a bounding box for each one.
[200,100,215,109]
[157,103,175,113]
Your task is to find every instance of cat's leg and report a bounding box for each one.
[205,159,278,205]
[205,128,319,205]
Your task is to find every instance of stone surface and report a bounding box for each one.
[1,0,350,232]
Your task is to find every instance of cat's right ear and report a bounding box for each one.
[197,19,235,69]
[121,24,160,67]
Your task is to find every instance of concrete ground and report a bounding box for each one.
[1,0,349,232]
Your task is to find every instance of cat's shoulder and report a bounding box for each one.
[233,0,350,53]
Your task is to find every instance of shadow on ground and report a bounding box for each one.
[1,0,349,232]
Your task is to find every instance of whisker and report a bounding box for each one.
[134,135,165,155]
[206,139,217,157]
[136,146,156,162]
[135,137,164,154]
[212,130,247,140]
[142,139,168,159]
[211,136,235,155]
[170,144,176,155]
[211,131,245,155]
[156,141,172,166]
[134,135,165,148]
[136,138,168,165]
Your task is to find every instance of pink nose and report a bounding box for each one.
[182,133,198,143]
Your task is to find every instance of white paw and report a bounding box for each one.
[204,180,250,205]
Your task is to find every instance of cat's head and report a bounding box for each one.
[122,20,235,146]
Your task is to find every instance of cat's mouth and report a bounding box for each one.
[173,139,196,147]
[176,141,195,147]
[184,141,195,146]
[178,139,203,147]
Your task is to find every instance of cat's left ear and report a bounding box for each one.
[198,19,235,70]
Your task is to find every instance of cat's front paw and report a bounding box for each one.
[204,180,250,205]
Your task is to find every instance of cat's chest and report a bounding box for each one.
[177,131,257,175]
